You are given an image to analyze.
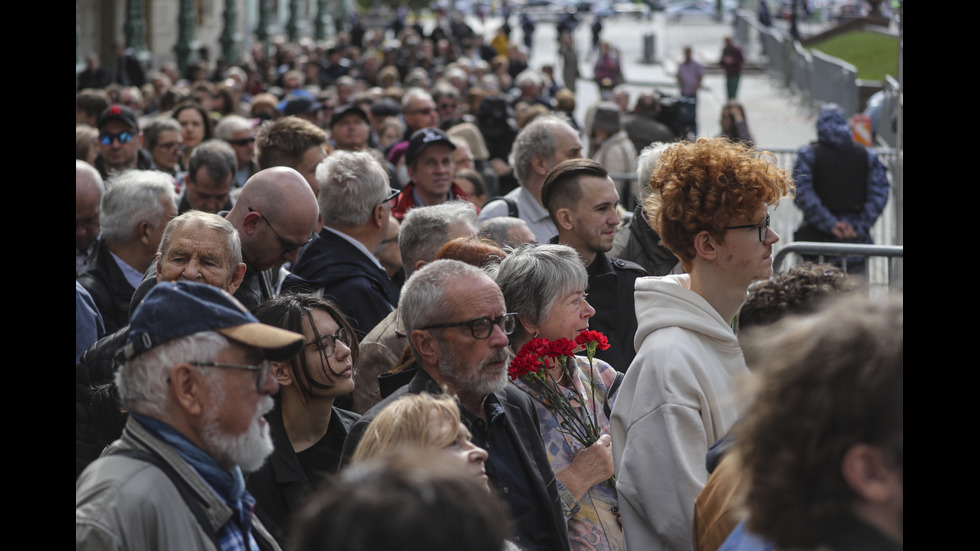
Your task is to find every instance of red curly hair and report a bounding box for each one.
[644,138,794,268]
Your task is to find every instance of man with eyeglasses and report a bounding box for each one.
[341,260,572,551]
[215,115,259,188]
[93,104,153,180]
[610,138,795,551]
[283,150,399,336]
[224,167,319,310]
[400,87,439,140]
[77,281,302,551]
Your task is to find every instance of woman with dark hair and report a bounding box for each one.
[718,100,754,146]
[247,294,361,545]
[172,101,214,170]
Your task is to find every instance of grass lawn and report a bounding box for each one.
[808,31,899,81]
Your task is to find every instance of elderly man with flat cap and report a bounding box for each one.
[76,281,303,551]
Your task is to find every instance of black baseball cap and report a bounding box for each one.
[405,127,456,165]
[97,105,140,130]
[330,104,370,128]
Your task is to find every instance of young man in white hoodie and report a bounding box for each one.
[610,138,794,551]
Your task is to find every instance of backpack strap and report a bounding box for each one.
[502,196,519,218]
[603,371,625,419]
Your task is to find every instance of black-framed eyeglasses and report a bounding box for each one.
[249,207,313,253]
[228,137,255,146]
[381,188,400,208]
[99,131,137,145]
[155,141,184,152]
[190,360,270,391]
[423,313,518,339]
[724,213,770,243]
[304,326,353,356]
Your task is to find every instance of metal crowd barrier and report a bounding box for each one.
[773,242,903,290]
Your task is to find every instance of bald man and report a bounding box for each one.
[225,166,320,309]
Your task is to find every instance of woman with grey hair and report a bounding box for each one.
[493,243,623,551]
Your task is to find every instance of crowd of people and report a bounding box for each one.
[76,12,901,551]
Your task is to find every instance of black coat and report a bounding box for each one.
[283,229,398,337]
[586,251,648,373]
[77,239,136,335]
[247,404,359,545]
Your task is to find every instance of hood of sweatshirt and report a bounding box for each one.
[633,274,740,353]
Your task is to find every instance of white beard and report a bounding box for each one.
[201,394,275,473]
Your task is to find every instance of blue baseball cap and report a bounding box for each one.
[118,281,303,363]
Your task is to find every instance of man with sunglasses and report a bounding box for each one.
[610,138,795,551]
[342,260,572,551]
[215,115,259,188]
[94,104,153,180]
[77,281,303,551]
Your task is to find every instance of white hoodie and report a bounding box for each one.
[611,274,751,551]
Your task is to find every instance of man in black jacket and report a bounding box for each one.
[78,170,177,334]
[341,260,571,551]
[283,150,398,336]
[542,158,647,372]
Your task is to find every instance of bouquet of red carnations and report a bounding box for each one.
[508,330,611,448]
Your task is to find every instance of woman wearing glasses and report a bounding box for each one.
[246,294,361,545]
[493,243,623,551]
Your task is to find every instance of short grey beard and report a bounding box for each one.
[436,344,511,398]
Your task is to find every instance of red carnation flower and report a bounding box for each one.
[544,338,576,358]
[576,330,610,351]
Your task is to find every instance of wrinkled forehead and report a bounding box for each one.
[165,223,232,260]
[444,273,504,318]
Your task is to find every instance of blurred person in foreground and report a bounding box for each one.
[722,295,902,551]
[692,263,859,551]
[291,448,509,551]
